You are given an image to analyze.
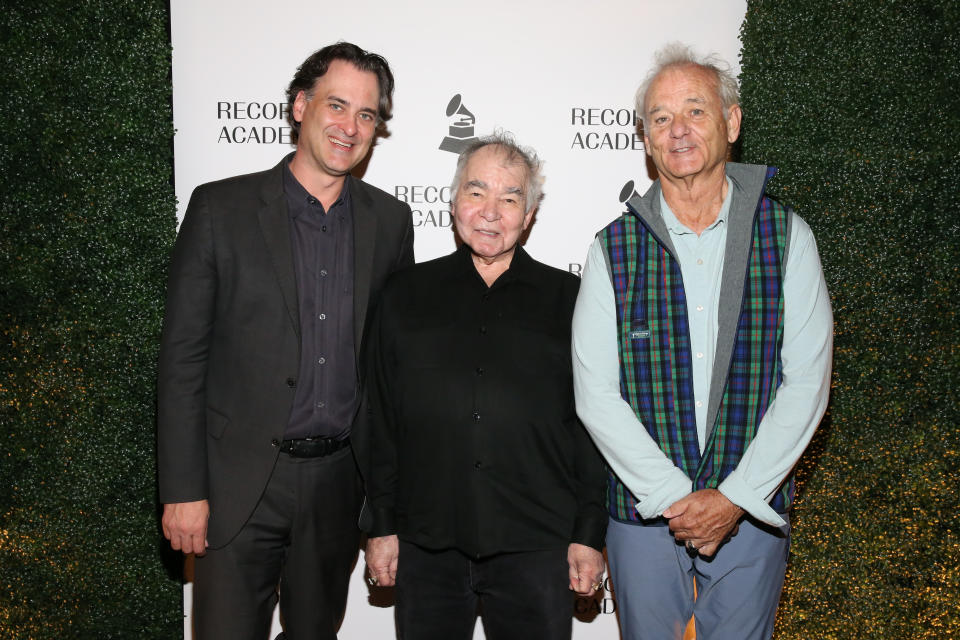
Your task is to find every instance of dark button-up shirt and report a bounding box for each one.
[283,159,357,440]
[365,244,608,557]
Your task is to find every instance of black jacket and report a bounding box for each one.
[157,158,413,548]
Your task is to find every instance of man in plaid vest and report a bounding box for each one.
[572,43,833,640]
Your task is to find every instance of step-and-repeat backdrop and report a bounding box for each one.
[170,1,746,637]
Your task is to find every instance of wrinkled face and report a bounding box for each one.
[292,59,380,178]
[643,64,741,182]
[452,146,533,266]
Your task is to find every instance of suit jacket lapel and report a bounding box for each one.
[257,161,300,338]
[350,177,377,349]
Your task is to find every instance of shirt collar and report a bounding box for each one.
[659,176,733,235]
[454,242,535,287]
[282,152,351,218]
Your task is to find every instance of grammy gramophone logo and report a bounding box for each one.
[438,94,478,154]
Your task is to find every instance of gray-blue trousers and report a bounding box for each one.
[606,514,790,640]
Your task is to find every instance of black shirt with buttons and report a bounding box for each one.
[364,244,607,556]
[283,157,356,440]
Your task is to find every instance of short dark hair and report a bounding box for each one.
[286,41,395,142]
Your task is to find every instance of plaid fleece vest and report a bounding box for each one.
[600,178,791,521]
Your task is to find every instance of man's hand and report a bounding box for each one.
[567,543,605,596]
[162,500,210,556]
[365,535,399,587]
[663,489,744,557]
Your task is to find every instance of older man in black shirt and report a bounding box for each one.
[358,133,607,639]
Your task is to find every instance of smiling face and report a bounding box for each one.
[642,64,742,185]
[452,145,534,271]
[291,59,380,180]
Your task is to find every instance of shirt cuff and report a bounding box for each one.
[717,471,787,528]
[634,468,693,520]
[571,511,609,551]
[364,504,397,538]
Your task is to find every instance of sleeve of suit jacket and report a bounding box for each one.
[157,184,218,503]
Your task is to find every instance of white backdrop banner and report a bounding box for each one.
[170,1,746,637]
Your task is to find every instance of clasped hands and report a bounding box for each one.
[663,488,744,557]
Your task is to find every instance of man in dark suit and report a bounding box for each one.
[157,42,414,640]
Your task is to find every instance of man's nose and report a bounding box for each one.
[480,201,500,220]
[339,113,358,137]
[670,114,689,137]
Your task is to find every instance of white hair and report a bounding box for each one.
[635,42,740,131]
[450,131,544,214]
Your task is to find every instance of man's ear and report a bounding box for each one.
[726,103,743,144]
[292,90,308,124]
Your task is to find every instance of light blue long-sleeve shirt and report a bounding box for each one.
[572,178,833,528]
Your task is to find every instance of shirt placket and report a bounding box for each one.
[469,282,494,555]
[314,203,330,421]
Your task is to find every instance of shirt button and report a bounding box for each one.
[697,258,704,265]
[479,326,487,335]
[307,197,318,205]
[318,357,326,365]
[476,367,484,376]
[696,400,703,408]
[696,305,704,312]
[286,378,296,388]
[316,401,326,408]
[271,439,280,447]
[320,269,328,277]
[318,313,326,320]
[472,412,481,421]
[696,352,704,359]
[474,461,482,470]
[321,225,328,232]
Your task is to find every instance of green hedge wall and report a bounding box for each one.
[0,2,180,638]
[740,1,959,637]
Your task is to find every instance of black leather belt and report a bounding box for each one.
[279,436,350,458]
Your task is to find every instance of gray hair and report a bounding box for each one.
[634,42,740,131]
[450,132,544,214]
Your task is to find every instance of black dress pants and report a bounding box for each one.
[395,540,574,640]
[193,446,361,640]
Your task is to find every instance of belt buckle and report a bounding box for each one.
[305,436,328,456]
[281,436,347,458]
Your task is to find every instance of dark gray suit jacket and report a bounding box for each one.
[157,158,414,548]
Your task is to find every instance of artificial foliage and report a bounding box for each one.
[0,1,180,637]
[739,1,959,637]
